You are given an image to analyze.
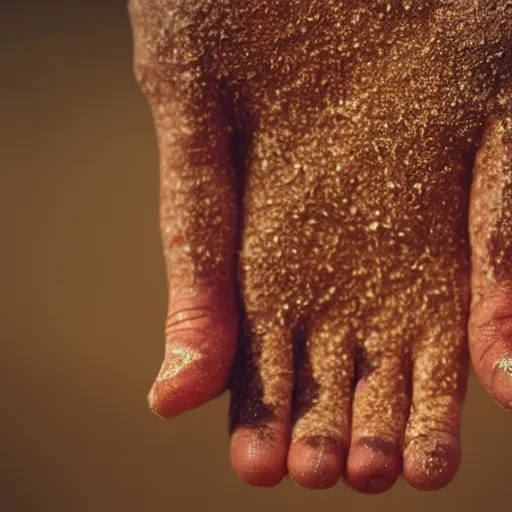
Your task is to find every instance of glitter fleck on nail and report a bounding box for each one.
[157,346,203,382]
[494,358,512,377]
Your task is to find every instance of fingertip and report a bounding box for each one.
[469,285,512,408]
[287,437,344,490]
[230,426,289,487]
[403,434,459,491]
[346,439,401,494]
[147,385,167,419]
[147,353,232,418]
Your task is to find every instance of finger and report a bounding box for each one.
[469,98,512,409]
[403,321,468,491]
[130,2,239,418]
[347,331,409,494]
[287,317,353,490]
[229,314,294,487]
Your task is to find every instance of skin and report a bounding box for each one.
[129,0,512,493]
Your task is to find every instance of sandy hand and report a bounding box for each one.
[129,0,512,493]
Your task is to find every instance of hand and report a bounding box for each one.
[130,0,512,493]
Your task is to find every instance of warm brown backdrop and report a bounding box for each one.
[1,2,511,511]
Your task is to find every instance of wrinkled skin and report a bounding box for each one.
[130,0,512,493]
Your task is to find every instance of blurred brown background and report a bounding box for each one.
[1,2,511,511]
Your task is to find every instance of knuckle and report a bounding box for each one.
[473,312,512,353]
[165,307,222,338]
[470,290,512,367]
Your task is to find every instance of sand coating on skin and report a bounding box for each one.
[131,0,512,488]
